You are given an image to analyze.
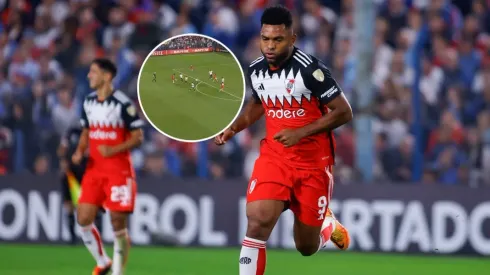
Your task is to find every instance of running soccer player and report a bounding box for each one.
[209,70,213,79]
[221,77,225,84]
[213,73,218,83]
[219,82,225,92]
[215,6,352,275]
[190,65,194,71]
[172,73,175,84]
[180,73,184,81]
[190,82,196,91]
[73,58,144,275]
[152,72,156,82]
[184,76,188,83]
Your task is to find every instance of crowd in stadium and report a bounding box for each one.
[157,35,213,50]
[0,0,489,187]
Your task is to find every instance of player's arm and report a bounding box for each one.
[112,103,144,154]
[274,63,352,146]
[110,129,143,154]
[215,90,263,145]
[297,94,352,137]
[230,97,264,133]
[72,108,90,164]
[299,64,352,136]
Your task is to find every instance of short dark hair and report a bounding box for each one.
[261,5,293,29]
[92,58,117,78]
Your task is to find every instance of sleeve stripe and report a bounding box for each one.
[296,50,313,63]
[249,56,264,67]
[293,55,308,67]
[294,53,311,66]
[130,120,144,128]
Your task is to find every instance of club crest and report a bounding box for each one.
[284,79,295,94]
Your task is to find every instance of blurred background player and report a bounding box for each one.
[180,73,184,81]
[219,82,225,92]
[190,65,194,71]
[172,73,176,84]
[209,70,213,79]
[152,72,156,82]
[213,73,218,82]
[184,76,188,83]
[221,77,225,85]
[73,58,144,275]
[191,81,196,91]
[215,6,352,275]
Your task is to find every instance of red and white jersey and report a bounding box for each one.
[80,90,144,175]
[248,47,343,168]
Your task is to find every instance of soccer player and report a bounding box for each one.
[152,72,156,82]
[213,73,218,82]
[215,6,352,275]
[209,70,213,79]
[221,77,225,85]
[190,82,196,91]
[73,58,144,275]
[180,73,184,81]
[172,73,175,84]
[184,76,188,83]
[219,82,225,92]
[190,65,194,71]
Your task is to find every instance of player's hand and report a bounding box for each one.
[71,150,83,164]
[273,128,304,147]
[98,145,116,157]
[214,128,236,145]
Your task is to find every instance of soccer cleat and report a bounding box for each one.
[92,261,112,275]
[326,208,350,250]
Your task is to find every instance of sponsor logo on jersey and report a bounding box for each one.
[267,108,306,119]
[89,129,118,140]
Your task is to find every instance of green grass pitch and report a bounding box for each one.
[138,52,245,141]
[1,245,488,275]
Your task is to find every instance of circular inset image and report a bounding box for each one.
[137,34,246,142]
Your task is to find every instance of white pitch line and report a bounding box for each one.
[194,81,241,102]
[173,69,242,100]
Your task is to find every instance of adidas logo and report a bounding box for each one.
[257,83,265,90]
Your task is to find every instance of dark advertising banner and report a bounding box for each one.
[0,175,489,256]
[152,48,212,56]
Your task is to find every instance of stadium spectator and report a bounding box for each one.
[0,0,489,187]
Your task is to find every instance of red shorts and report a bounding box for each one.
[78,170,137,212]
[247,156,334,227]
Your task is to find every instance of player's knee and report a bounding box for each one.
[110,214,128,231]
[246,213,276,239]
[295,242,317,257]
[77,213,94,227]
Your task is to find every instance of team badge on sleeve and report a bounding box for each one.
[313,69,324,82]
[127,105,136,117]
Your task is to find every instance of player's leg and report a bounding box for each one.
[290,167,335,256]
[77,173,112,274]
[240,158,291,275]
[104,175,137,275]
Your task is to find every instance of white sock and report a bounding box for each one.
[80,224,110,267]
[240,236,267,275]
[112,229,130,275]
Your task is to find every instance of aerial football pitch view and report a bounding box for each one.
[138,52,244,141]
[1,245,488,275]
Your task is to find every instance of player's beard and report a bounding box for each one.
[262,48,291,68]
